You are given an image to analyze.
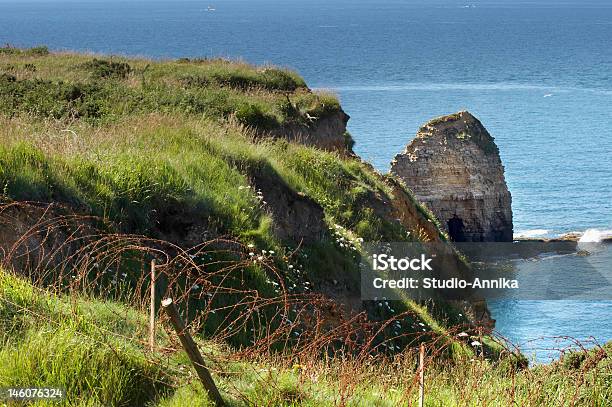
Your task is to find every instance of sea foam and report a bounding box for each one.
[578,229,612,243]
[514,229,550,239]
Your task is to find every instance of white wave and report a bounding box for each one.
[578,229,612,243]
[514,229,550,239]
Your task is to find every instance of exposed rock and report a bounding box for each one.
[270,110,352,154]
[248,166,326,244]
[385,176,444,242]
[390,111,513,242]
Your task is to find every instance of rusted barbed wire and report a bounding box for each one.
[0,201,607,405]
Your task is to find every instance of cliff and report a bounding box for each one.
[390,111,513,242]
[270,109,353,153]
[0,48,488,357]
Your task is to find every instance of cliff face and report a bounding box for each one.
[248,167,326,243]
[270,110,352,154]
[390,111,513,242]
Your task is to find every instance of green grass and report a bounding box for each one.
[0,111,440,257]
[1,271,610,406]
[0,48,420,244]
[0,117,413,242]
[0,270,170,406]
[0,47,336,128]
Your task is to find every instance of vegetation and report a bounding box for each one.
[0,45,49,57]
[0,47,336,129]
[1,48,608,406]
[0,49,435,264]
[1,271,609,406]
[0,47,454,349]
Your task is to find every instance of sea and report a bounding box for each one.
[1,0,610,362]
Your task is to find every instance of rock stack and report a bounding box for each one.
[390,111,513,242]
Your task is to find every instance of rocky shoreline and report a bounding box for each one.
[514,232,612,243]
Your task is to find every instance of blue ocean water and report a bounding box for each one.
[1,0,610,360]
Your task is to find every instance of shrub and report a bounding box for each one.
[235,103,278,129]
[258,68,306,91]
[188,67,306,92]
[0,77,105,119]
[0,46,49,56]
[83,58,132,79]
[0,46,19,55]
[344,131,355,150]
[562,351,587,369]
[28,46,50,56]
[497,353,529,375]
[179,74,211,88]
[306,94,341,118]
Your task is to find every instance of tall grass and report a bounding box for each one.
[0,105,460,356]
[0,48,337,129]
[0,112,436,263]
[0,271,170,406]
[1,271,609,406]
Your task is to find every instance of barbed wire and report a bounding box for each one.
[0,201,608,405]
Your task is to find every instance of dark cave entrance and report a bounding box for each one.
[447,215,466,242]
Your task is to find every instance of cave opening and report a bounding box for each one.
[447,215,466,242]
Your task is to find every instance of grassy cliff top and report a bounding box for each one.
[0,47,392,242]
[0,45,340,128]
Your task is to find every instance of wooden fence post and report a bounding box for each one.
[149,259,156,351]
[419,343,425,407]
[162,298,225,407]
